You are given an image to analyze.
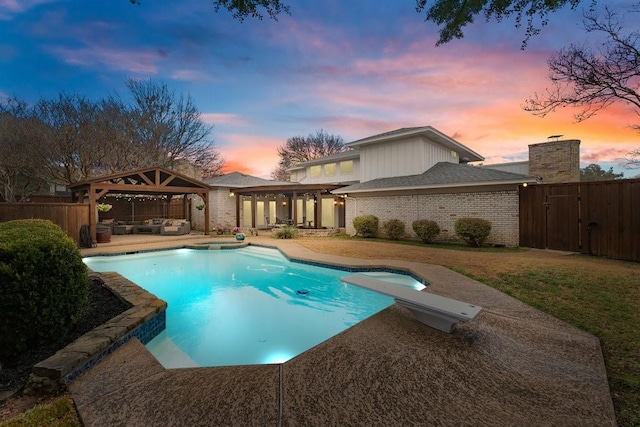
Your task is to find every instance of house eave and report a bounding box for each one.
[332,178,535,195]
[346,126,484,162]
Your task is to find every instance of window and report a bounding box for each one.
[339,160,353,174]
[324,163,336,176]
[310,165,321,178]
[451,150,458,158]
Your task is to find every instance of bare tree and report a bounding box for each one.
[94,95,141,175]
[126,79,224,178]
[524,6,640,122]
[523,5,640,169]
[271,129,345,181]
[625,148,640,169]
[0,97,49,201]
[34,94,108,186]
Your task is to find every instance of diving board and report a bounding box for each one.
[340,274,482,333]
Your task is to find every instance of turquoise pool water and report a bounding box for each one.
[84,246,424,368]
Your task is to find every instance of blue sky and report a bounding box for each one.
[1,0,638,178]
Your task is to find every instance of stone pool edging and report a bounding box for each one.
[24,271,167,395]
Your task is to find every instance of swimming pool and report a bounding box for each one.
[83,246,425,368]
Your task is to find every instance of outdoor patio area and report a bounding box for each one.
[71,235,616,426]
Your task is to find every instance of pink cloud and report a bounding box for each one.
[201,113,248,127]
[49,43,162,74]
[0,0,57,19]
[276,37,637,168]
[171,69,212,82]
[216,133,283,178]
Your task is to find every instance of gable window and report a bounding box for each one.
[310,165,321,178]
[451,150,458,158]
[339,160,353,174]
[324,163,336,176]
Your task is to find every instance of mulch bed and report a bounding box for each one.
[0,277,129,401]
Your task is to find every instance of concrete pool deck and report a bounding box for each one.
[71,235,616,426]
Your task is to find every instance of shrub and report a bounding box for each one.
[454,217,492,247]
[412,219,441,243]
[382,219,405,240]
[274,226,297,239]
[352,215,378,238]
[0,219,89,358]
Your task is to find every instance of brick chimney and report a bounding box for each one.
[528,139,580,183]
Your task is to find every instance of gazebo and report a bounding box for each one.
[69,166,211,243]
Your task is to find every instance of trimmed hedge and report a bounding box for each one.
[454,217,492,247]
[382,219,405,240]
[412,219,441,243]
[353,215,378,238]
[0,219,89,359]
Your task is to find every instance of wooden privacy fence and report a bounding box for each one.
[519,179,640,262]
[0,198,190,243]
[0,203,91,243]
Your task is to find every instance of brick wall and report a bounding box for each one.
[191,189,236,231]
[345,190,520,246]
[528,139,580,183]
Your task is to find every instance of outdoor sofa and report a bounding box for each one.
[104,219,191,235]
[160,219,191,236]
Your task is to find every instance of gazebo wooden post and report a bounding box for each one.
[179,194,186,220]
[89,191,97,244]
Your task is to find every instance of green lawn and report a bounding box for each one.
[0,395,79,427]
[450,260,640,426]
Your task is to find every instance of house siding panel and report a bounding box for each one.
[425,140,456,168]
[360,137,455,182]
[360,137,424,181]
[345,190,519,246]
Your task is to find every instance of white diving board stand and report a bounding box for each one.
[340,274,482,333]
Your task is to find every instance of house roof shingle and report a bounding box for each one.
[333,162,536,194]
[205,172,291,188]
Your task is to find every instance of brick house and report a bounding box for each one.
[291,126,538,246]
[198,126,577,246]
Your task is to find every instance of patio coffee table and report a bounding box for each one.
[133,225,161,234]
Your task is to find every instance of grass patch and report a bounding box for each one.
[331,234,527,253]
[1,394,80,427]
[451,263,640,426]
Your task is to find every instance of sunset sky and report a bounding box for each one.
[1,0,638,178]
